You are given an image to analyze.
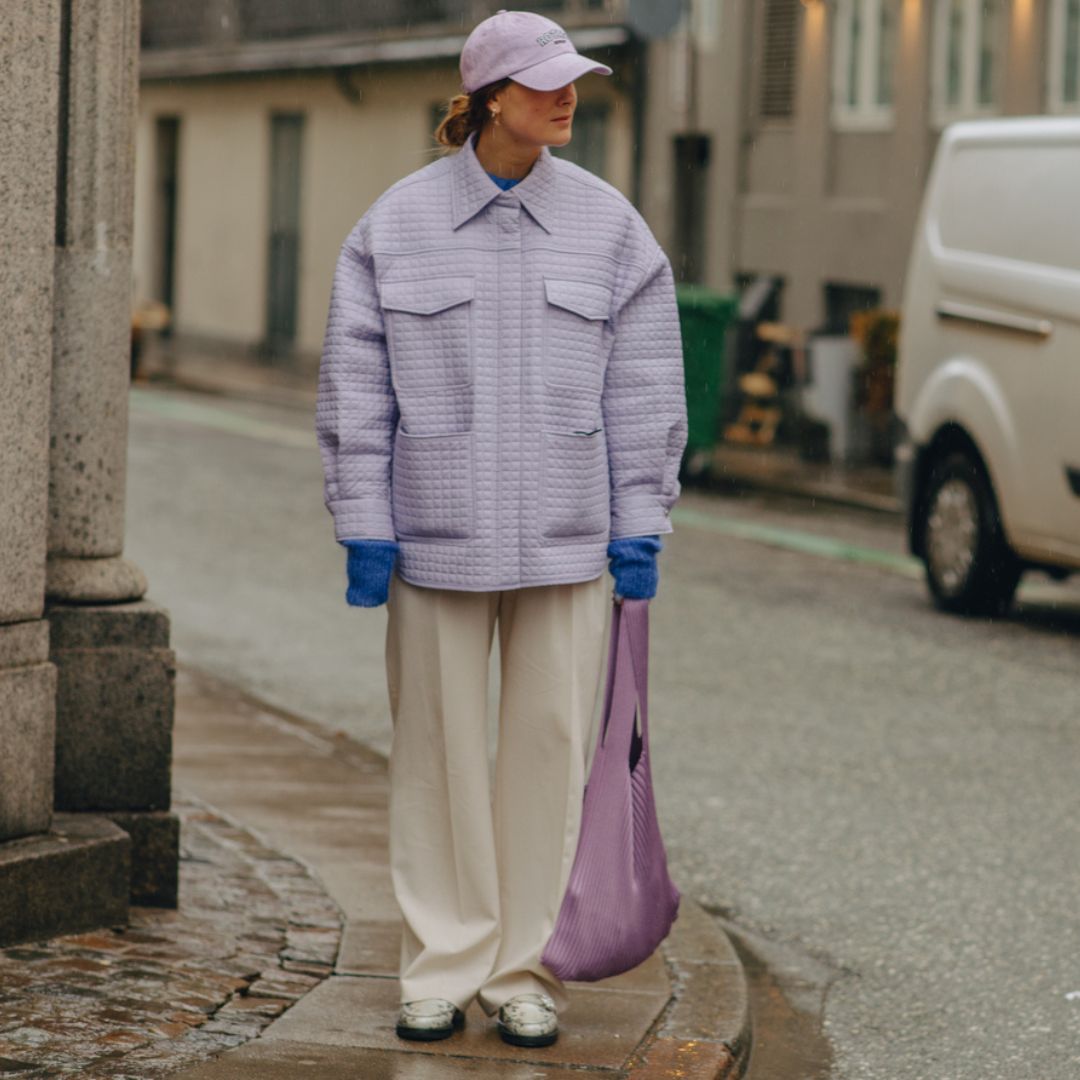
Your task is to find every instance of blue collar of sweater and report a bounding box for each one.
[486,171,521,191]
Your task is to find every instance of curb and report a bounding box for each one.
[701,459,901,518]
[134,367,317,415]
[183,666,754,1079]
[630,900,753,1078]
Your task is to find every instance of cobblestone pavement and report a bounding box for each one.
[0,794,343,1078]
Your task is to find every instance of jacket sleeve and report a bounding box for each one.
[602,245,688,539]
[315,222,399,543]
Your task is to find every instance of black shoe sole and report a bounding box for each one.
[396,1008,465,1042]
[395,1024,453,1042]
[497,1024,558,1048]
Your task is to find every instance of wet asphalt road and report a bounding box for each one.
[126,384,1080,1080]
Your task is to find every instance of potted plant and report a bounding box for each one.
[850,309,900,465]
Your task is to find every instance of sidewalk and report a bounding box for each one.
[168,667,751,1079]
[707,443,901,517]
[0,665,751,1078]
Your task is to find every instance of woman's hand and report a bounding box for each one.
[607,535,663,600]
[342,539,400,607]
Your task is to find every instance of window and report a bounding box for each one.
[932,0,1003,124]
[824,283,883,335]
[832,0,898,130]
[759,0,800,120]
[1049,0,1080,112]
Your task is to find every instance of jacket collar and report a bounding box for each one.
[450,131,557,234]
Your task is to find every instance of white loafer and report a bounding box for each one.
[497,991,558,1047]
[396,998,465,1041]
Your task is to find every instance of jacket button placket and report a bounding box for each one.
[494,194,523,586]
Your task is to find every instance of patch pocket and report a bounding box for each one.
[381,276,475,392]
[543,277,612,393]
[539,429,610,540]
[391,427,474,540]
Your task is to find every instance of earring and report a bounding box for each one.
[490,109,501,125]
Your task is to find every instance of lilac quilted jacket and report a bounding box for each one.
[316,132,688,591]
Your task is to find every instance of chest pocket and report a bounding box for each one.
[543,277,613,393]
[380,276,475,392]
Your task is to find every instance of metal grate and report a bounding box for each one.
[758,0,800,120]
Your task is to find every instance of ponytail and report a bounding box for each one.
[434,78,512,149]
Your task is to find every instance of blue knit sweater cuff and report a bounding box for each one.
[341,539,400,607]
[607,534,663,600]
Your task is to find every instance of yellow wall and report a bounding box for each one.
[134,62,632,360]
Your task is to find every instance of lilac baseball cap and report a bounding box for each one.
[460,9,613,94]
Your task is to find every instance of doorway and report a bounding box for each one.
[266,112,305,357]
[153,116,180,325]
[672,133,710,284]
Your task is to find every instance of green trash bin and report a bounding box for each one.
[675,285,738,470]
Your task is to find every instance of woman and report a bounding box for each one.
[316,8,687,1049]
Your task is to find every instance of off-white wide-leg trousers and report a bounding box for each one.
[384,569,611,1017]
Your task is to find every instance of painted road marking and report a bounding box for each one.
[670,506,922,578]
[670,507,1076,605]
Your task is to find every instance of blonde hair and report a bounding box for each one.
[434,79,511,149]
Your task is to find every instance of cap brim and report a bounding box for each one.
[510,52,612,92]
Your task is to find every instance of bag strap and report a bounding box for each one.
[624,598,649,732]
[595,597,650,767]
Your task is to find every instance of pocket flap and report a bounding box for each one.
[544,278,613,321]
[381,276,475,315]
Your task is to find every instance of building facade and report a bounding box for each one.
[672,0,1077,331]
[134,0,1079,362]
[133,1,649,368]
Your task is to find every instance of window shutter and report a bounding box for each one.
[759,0,800,119]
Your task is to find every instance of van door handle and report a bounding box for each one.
[935,301,1053,341]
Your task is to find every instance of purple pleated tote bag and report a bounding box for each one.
[541,596,681,983]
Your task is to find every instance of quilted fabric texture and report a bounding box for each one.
[316,131,688,591]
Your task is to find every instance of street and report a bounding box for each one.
[126,383,1080,1080]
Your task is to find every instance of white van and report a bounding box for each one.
[895,116,1080,615]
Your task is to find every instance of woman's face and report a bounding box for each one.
[491,80,578,149]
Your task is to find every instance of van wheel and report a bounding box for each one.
[919,451,1021,616]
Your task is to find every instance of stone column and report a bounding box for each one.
[0,5,61,847]
[45,0,179,909]
[47,1,143,595]
[0,2,131,948]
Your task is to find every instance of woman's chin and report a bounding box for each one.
[547,127,573,148]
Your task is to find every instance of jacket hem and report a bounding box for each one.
[395,567,609,593]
